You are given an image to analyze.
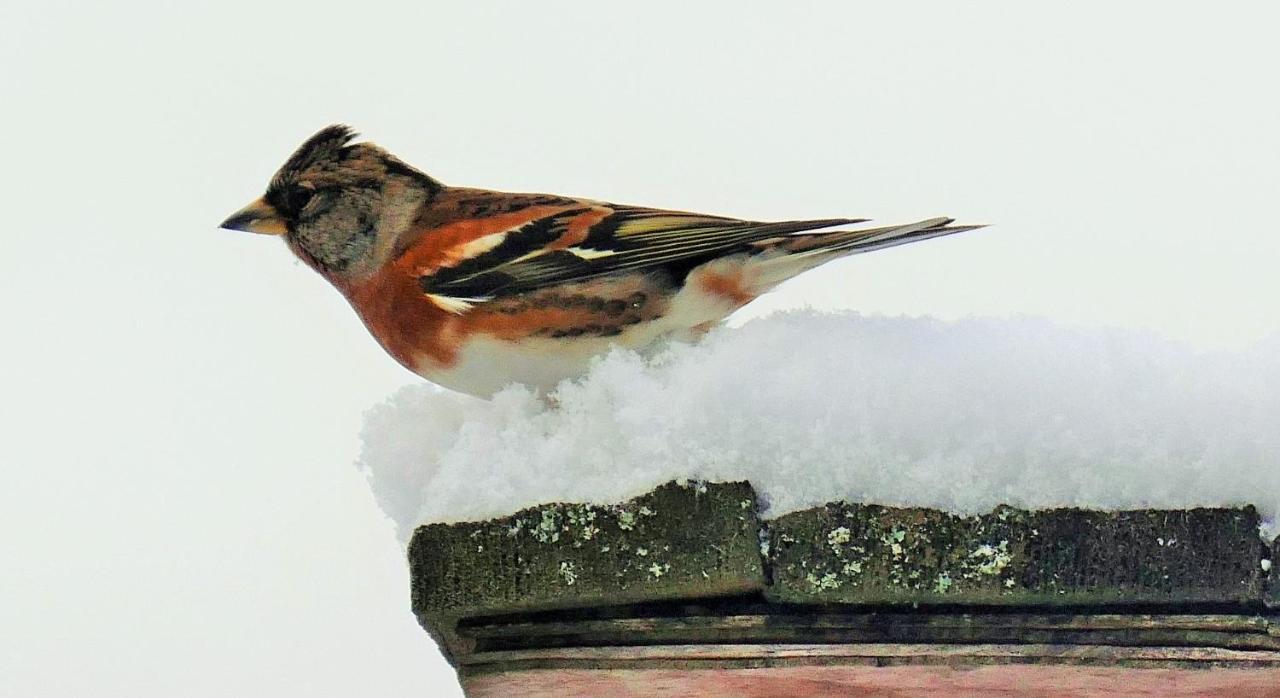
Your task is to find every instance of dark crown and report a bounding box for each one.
[271,124,359,188]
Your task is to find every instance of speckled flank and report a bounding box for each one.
[479,290,653,339]
[422,274,701,396]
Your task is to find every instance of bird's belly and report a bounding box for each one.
[423,328,667,397]
[406,267,757,397]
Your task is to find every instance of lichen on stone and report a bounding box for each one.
[806,571,841,590]
[558,561,577,586]
[967,541,1013,576]
[934,573,953,593]
[767,501,1035,599]
[534,509,561,543]
[827,526,852,550]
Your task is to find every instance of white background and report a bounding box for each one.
[3,2,1277,696]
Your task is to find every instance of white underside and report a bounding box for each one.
[423,276,748,397]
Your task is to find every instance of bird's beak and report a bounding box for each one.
[219,197,288,235]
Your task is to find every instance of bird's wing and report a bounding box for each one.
[416,203,865,303]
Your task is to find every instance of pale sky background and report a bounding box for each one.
[2,2,1277,696]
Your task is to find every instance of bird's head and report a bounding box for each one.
[220,125,441,279]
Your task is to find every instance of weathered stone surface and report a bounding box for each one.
[456,609,1280,655]
[409,480,1275,671]
[409,480,764,658]
[765,503,1264,606]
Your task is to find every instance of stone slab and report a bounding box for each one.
[455,610,1280,654]
[409,480,765,658]
[765,502,1264,606]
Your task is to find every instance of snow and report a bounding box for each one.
[358,311,1280,543]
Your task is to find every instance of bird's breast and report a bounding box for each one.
[344,266,456,373]
[343,264,761,397]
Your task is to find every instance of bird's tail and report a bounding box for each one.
[764,217,985,258]
[743,217,985,290]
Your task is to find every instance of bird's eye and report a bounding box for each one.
[283,184,315,215]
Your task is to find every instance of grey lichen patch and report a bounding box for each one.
[766,502,1264,606]
[557,561,577,586]
[409,480,765,659]
[968,541,1013,577]
[509,503,605,546]
[827,526,852,550]
[776,504,1028,599]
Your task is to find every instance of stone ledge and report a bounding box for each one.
[456,609,1280,656]
[409,481,765,659]
[766,501,1264,606]
[407,480,1276,667]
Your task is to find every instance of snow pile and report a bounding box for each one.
[358,311,1280,543]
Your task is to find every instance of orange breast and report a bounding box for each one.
[345,263,457,372]
[342,265,671,376]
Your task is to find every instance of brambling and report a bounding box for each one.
[221,125,981,397]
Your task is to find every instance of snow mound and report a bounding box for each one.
[358,311,1280,544]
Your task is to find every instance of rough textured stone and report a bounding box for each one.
[456,609,1280,656]
[409,480,764,659]
[765,503,1264,606]
[409,481,1275,670]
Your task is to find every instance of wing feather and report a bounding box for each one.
[418,206,866,299]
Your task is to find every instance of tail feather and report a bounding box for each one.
[768,218,984,258]
[742,217,985,290]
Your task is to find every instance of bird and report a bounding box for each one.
[220,125,982,397]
